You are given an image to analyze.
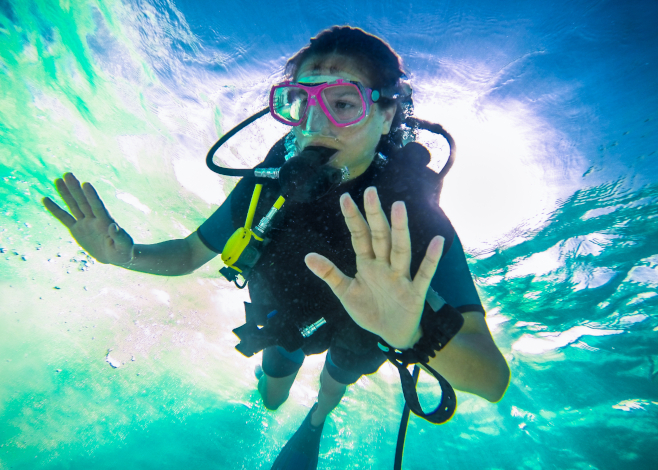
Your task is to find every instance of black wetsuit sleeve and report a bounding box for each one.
[430,234,485,315]
[196,192,235,254]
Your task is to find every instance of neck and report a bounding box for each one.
[341,152,377,182]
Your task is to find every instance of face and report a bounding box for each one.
[292,55,396,180]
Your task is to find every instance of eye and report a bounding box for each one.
[334,100,354,110]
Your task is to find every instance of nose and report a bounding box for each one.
[301,98,333,136]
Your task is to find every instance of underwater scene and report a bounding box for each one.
[1,0,657,468]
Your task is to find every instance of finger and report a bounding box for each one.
[412,236,445,297]
[340,193,375,259]
[304,252,352,299]
[83,182,112,221]
[363,187,391,261]
[63,172,95,218]
[42,197,76,228]
[390,201,412,277]
[54,177,84,220]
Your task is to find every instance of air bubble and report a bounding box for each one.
[105,353,121,368]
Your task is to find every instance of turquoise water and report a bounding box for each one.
[1,0,657,468]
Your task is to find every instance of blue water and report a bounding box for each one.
[1,0,657,468]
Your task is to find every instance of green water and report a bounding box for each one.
[1,0,657,469]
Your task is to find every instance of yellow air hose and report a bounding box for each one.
[221,185,286,271]
[221,184,263,268]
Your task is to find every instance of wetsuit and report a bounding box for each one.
[197,140,484,384]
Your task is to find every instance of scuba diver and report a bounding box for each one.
[42,26,510,470]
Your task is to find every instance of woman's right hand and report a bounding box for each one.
[42,173,134,266]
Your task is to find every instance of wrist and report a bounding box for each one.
[117,245,137,269]
[379,291,465,363]
[413,299,464,359]
[407,325,423,350]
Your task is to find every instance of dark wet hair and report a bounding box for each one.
[285,26,414,153]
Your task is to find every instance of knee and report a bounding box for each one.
[260,389,289,410]
[258,376,291,410]
[319,383,346,399]
[319,368,348,398]
[318,380,347,401]
[261,396,287,410]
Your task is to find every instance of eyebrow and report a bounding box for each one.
[328,88,360,98]
[309,63,345,75]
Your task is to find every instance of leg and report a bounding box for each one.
[309,347,385,427]
[269,350,364,469]
[310,363,347,427]
[259,346,305,410]
[259,371,299,410]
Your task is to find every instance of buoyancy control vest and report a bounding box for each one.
[228,136,456,372]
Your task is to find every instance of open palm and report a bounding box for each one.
[42,173,134,265]
[305,187,444,349]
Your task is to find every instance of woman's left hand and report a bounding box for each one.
[305,186,444,349]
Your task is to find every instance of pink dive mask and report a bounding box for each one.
[269,79,381,128]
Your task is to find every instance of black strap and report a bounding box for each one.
[380,344,457,424]
[394,365,420,470]
[378,299,462,425]
[233,303,306,357]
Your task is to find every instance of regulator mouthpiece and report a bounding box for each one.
[278,146,342,202]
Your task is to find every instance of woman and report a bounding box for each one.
[43,26,509,470]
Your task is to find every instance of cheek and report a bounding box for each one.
[363,131,380,152]
[363,119,385,149]
[346,129,378,155]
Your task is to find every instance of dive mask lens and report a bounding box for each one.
[320,84,366,124]
[272,86,307,125]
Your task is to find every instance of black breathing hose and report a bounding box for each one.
[205,107,269,177]
[405,117,456,180]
